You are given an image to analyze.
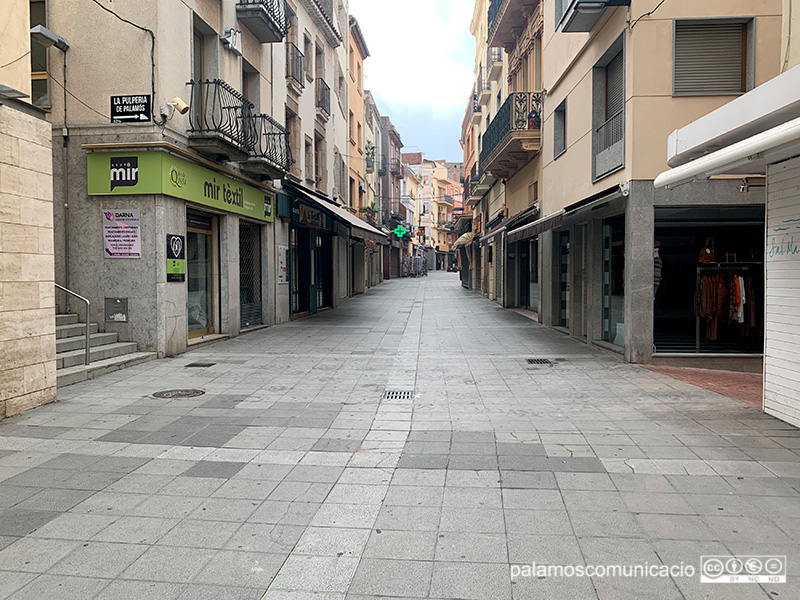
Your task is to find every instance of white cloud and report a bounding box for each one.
[348,0,475,116]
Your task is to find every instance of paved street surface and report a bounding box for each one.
[1,272,799,600]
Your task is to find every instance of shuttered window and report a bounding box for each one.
[674,21,746,95]
[605,51,624,118]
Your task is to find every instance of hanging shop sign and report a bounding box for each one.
[102,209,141,258]
[294,203,328,229]
[166,234,186,282]
[110,95,152,123]
[88,151,274,223]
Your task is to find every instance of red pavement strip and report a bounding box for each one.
[642,366,763,407]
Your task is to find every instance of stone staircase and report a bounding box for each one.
[56,314,156,387]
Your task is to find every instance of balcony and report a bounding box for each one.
[365,155,375,173]
[594,109,624,180]
[480,91,542,180]
[316,78,330,120]
[236,0,287,43]
[390,158,402,177]
[478,68,491,106]
[561,0,631,33]
[240,113,291,179]
[188,79,253,161]
[465,163,495,207]
[488,47,503,80]
[489,0,540,48]
[470,94,482,125]
[377,155,388,175]
[286,42,304,90]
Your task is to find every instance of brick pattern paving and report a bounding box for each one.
[0,273,797,599]
[644,366,763,407]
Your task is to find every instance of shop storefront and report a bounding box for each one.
[289,201,334,317]
[85,148,275,356]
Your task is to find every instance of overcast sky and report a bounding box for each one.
[348,0,475,162]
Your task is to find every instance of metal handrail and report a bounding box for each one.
[55,283,90,366]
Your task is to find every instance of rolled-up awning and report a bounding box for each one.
[507,210,564,243]
[452,231,474,250]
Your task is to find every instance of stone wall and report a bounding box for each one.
[0,102,56,419]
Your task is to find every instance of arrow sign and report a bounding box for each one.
[110,94,152,124]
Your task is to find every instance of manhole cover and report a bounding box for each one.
[152,389,206,399]
[527,358,553,366]
[186,362,216,368]
[383,390,414,400]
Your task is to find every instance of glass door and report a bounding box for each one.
[559,231,570,328]
[187,211,216,338]
[602,215,625,346]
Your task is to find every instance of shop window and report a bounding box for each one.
[602,216,625,346]
[559,231,570,328]
[653,206,764,354]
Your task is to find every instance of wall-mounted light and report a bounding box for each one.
[30,24,69,52]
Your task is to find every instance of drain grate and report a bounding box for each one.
[526,358,553,366]
[186,362,216,368]
[152,389,206,399]
[383,390,414,400]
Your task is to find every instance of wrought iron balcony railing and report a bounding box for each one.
[480,91,542,166]
[596,109,624,153]
[188,79,253,150]
[377,154,388,175]
[286,42,304,88]
[488,47,502,67]
[316,78,330,117]
[488,0,502,38]
[390,158,403,177]
[245,112,291,173]
[236,0,287,43]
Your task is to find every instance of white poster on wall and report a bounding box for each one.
[103,210,141,258]
[278,244,289,284]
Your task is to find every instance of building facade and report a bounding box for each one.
[33,0,384,370]
[655,0,800,424]
[1,0,56,417]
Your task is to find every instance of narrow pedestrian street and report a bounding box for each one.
[0,273,798,600]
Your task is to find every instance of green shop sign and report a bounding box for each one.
[88,151,274,223]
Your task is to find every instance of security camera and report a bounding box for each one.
[170,97,189,115]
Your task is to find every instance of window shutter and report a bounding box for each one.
[674,21,745,95]
[605,51,624,118]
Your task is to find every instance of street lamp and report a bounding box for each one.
[30,24,70,52]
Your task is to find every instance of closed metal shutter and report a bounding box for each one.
[674,21,744,95]
[239,222,262,329]
[605,51,624,118]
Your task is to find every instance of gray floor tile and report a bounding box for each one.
[430,561,512,600]
[47,541,148,577]
[6,574,109,600]
[182,461,246,479]
[348,558,432,597]
[0,508,60,536]
[121,546,217,582]
[363,529,437,560]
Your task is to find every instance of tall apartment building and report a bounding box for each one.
[29,0,384,374]
[537,0,780,365]
[0,0,56,417]
[380,116,408,278]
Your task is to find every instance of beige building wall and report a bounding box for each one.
[2,0,32,98]
[542,0,782,215]
[348,18,368,211]
[783,0,800,71]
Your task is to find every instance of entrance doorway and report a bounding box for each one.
[239,221,262,329]
[187,210,217,338]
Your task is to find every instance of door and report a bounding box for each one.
[187,211,217,338]
[518,241,530,308]
[239,221,262,329]
[291,226,310,315]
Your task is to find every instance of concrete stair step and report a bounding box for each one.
[56,352,157,387]
[56,322,100,340]
[56,314,80,327]
[56,332,118,353]
[56,342,140,370]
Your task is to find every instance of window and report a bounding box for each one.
[554,0,566,29]
[315,44,325,81]
[243,60,259,109]
[674,20,752,95]
[304,35,313,79]
[286,109,301,178]
[604,51,624,121]
[30,0,48,107]
[305,137,314,183]
[554,99,567,159]
[349,110,354,142]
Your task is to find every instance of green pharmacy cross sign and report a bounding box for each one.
[394,225,407,238]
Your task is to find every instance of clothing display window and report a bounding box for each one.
[653,206,764,354]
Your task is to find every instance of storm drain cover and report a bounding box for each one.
[186,362,216,368]
[527,358,553,366]
[383,390,414,400]
[152,389,206,399]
